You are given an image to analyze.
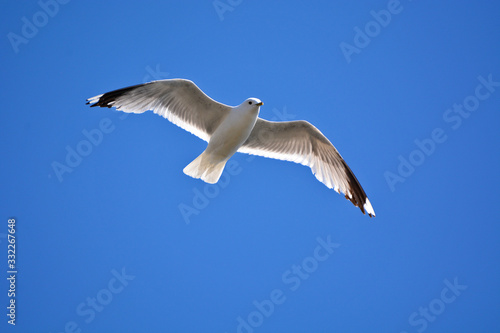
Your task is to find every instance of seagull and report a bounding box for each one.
[87,79,375,217]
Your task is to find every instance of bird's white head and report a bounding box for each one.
[241,98,263,109]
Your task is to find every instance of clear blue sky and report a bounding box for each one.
[1,1,499,332]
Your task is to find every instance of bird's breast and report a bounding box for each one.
[205,109,259,158]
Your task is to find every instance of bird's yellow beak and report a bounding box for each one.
[256,101,264,106]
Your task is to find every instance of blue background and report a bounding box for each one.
[1,1,499,332]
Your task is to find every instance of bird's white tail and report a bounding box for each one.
[183,151,227,184]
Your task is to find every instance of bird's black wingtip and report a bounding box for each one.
[85,98,109,108]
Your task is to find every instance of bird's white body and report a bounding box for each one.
[183,99,261,183]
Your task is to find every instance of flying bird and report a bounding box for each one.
[86,79,375,217]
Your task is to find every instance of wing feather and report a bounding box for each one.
[86,79,231,142]
[239,119,375,217]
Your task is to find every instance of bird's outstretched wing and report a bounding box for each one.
[238,119,375,217]
[87,79,231,142]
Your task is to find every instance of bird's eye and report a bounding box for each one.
[248,101,252,105]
